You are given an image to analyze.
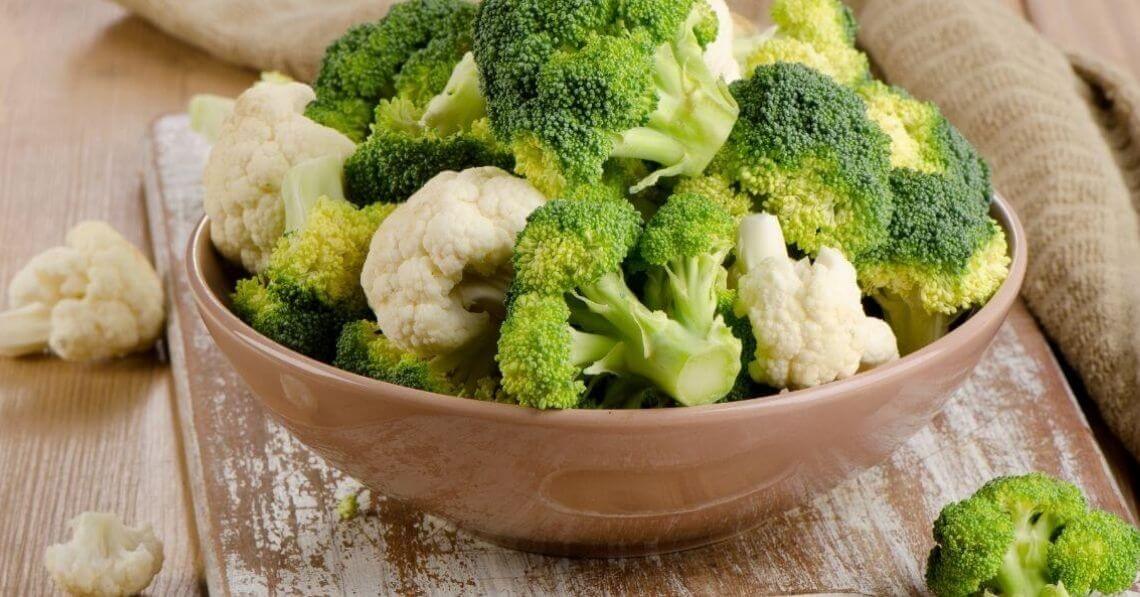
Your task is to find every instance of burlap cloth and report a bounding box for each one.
[116,0,1140,457]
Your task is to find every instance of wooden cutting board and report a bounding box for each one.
[145,114,1133,595]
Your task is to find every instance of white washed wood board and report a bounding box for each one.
[145,114,1133,596]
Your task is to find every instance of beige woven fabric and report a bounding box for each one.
[850,0,1140,456]
[108,0,392,82]
[113,0,1140,456]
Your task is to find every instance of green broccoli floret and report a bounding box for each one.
[497,199,742,409]
[859,168,1008,354]
[305,0,477,141]
[672,174,754,221]
[343,113,513,205]
[232,197,392,361]
[743,0,869,86]
[335,320,509,400]
[711,62,893,259]
[333,320,455,393]
[637,192,736,336]
[927,473,1140,597]
[473,0,739,198]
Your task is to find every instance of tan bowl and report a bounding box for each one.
[187,195,1026,557]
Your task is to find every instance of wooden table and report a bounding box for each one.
[1,0,1138,594]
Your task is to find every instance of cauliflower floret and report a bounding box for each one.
[44,512,164,597]
[704,0,743,83]
[733,213,897,389]
[0,222,164,362]
[361,167,546,356]
[203,79,355,273]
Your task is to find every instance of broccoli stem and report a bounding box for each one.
[420,52,487,136]
[655,253,728,336]
[872,290,956,356]
[0,303,52,357]
[992,508,1064,597]
[576,271,740,406]
[611,10,739,193]
[281,155,347,234]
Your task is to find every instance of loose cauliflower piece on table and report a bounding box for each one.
[44,512,164,597]
[361,166,546,357]
[0,221,164,362]
[733,213,898,390]
[203,79,356,273]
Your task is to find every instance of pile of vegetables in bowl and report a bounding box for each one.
[191,0,1011,410]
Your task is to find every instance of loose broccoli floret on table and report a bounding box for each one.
[927,473,1140,597]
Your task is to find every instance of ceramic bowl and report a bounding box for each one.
[187,195,1026,557]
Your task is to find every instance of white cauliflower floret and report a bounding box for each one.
[203,79,355,273]
[361,167,546,356]
[44,512,164,597]
[0,222,164,362]
[704,0,743,83]
[733,213,898,389]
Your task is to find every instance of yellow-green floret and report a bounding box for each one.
[711,62,893,260]
[305,0,478,141]
[232,197,392,361]
[743,0,869,86]
[497,198,742,409]
[926,473,1140,597]
[473,0,738,198]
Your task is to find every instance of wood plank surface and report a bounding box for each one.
[0,0,249,594]
[2,0,1140,594]
[148,106,1133,593]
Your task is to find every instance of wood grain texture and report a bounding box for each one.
[3,0,1140,593]
[0,0,251,593]
[149,113,1134,595]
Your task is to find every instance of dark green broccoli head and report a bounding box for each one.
[926,473,1140,597]
[343,118,514,205]
[306,0,477,141]
[233,278,363,361]
[859,168,1009,354]
[712,62,893,259]
[334,320,455,393]
[474,0,737,197]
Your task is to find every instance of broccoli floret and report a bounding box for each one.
[711,62,893,259]
[497,198,741,409]
[743,0,869,86]
[859,169,1009,354]
[333,320,455,394]
[672,174,754,221]
[637,192,736,336]
[473,0,739,198]
[926,473,1140,597]
[305,0,477,141]
[857,81,992,194]
[343,114,513,204]
[232,197,392,361]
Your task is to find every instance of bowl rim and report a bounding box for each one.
[187,193,1027,428]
